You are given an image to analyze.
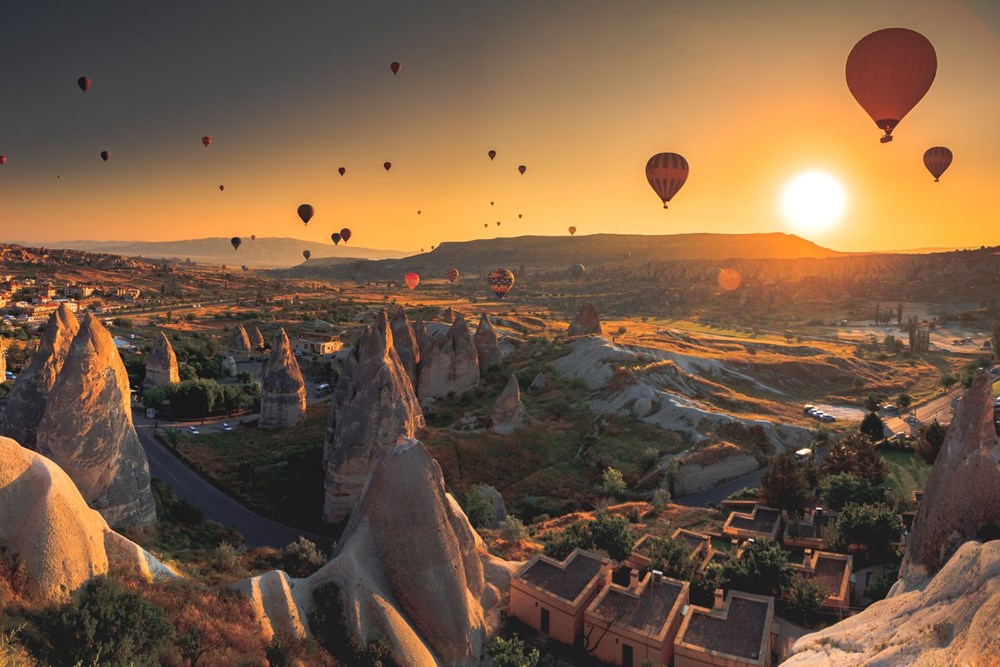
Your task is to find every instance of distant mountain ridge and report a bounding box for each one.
[31,237,412,268]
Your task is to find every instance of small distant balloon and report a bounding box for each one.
[488,149,496,161]
[0,155,6,166]
[331,232,341,245]
[404,272,420,290]
[100,150,110,162]
[923,146,952,182]
[302,250,311,261]
[718,268,742,292]
[202,136,212,148]
[518,165,526,175]
[338,166,346,176]
[417,210,421,215]
[251,234,256,241]
[383,161,392,171]
[569,263,585,280]
[568,226,576,236]
[420,248,425,253]
[340,228,352,243]
[219,185,224,191]
[490,201,494,206]
[230,237,242,251]
[241,265,248,272]
[390,61,401,75]
[518,213,522,219]
[77,77,91,92]
[297,204,314,225]
[446,268,460,283]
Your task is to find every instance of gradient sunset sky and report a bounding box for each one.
[0,1,997,252]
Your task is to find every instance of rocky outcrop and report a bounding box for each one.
[0,437,175,603]
[675,443,759,496]
[259,329,307,429]
[417,314,480,402]
[250,325,266,352]
[390,310,420,388]
[1,304,80,448]
[35,314,156,528]
[528,372,547,394]
[491,375,527,435]
[0,339,6,380]
[785,540,1000,666]
[221,355,237,377]
[474,313,502,371]
[238,439,518,666]
[228,324,253,362]
[323,313,424,525]
[477,485,507,529]
[441,307,456,323]
[899,372,1000,589]
[567,303,602,336]
[143,331,179,389]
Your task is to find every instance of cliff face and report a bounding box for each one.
[417,313,480,402]
[1,304,80,447]
[143,331,180,389]
[34,314,156,529]
[390,310,420,389]
[228,324,253,362]
[259,329,307,429]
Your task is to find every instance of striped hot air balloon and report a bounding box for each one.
[645,152,688,208]
[487,268,515,300]
[446,268,460,284]
[923,146,952,182]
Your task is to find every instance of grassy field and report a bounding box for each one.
[880,449,933,502]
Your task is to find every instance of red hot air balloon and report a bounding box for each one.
[488,150,496,161]
[446,268,460,283]
[404,272,420,290]
[340,228,352,243]
[487,268,515,300]
[100,150,110,162]
[297,204,314,225]
[518,165,526,175]
[0,155,6,166]
[383,161,392,171]
[923,146,952,182]
[846,28,937,143]
[78,77,91,92]
[302,250,311,261]
[251,235,256,241]
[390,61,401,75]
[331,232,341,245]
[231,237,242,251]
[568,226,577,236]
[202,136,212,148]
[645,152,688,208]
[338,166,346,176]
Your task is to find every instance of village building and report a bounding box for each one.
[292,331,343,355]
[674,589,775,667]
[722,504,782,541]
[790,550,853,610]
[783,507,838,550]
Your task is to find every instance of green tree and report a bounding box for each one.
[852,377,866,395]
[499,515,529,542]
[897,393,912,412]
[589,511,636,561]
[600,466,627,498]
[486,634,540,667]
[786,575,826,626]
[644,536,698,582]
[820,473,882,510]
[720,538,791,597]
[832,502,903,554]
[860,411,886,441]
[992,320,1000,358]
[820,434,889,485]
[281,537,327,578]
[760,453,810,511]
[940,372,957,389]
[864,395,882,412]
[462,487,493,530]
[917,419,948,464]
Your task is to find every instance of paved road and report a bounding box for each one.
[882,388,963,435]
[136,425,334,550]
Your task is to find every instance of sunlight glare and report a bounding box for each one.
[780,171,847,233]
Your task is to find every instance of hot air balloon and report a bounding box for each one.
[251,235,256,241]
[302,250,311,261]
[496,221,501,226]
[488,150,496,161]
[100,150,110,162]
[77,77,91,92]
[202,136,212,148]
[0,155,6,166]
[645,152,688,208]
[846,28,937,143]
[331,232,341,245]
[518,213,522,219]
[417,210,421,215]
[483,223,488,228]
[241,265,248,272]
[569,264,585,280]
[446,268,460,283]
[923,146,952,182]
[383,161,392,171]
[420,248,425,253]
[518,165,526,175]
[297,204,314,225]
[488,268,515,300]
[568,226,577,236]
[219,185,225,191]
[231,237,242,251]
[404,272,420,290]
[338,166,346,176]
[390,61,401,75]
[340,228,352,243]
[490,201,494,206]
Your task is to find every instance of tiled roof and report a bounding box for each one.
[519,551,605,601]
[592,576,684,636]
[681,595,771,660]
[729,506,780,533]
[812,555,849,597]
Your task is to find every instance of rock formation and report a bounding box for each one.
[259,329,307,429]
[441,307,456,323]
[221,355,237,377]
[567,302,603,336]
[34,314,156,528]
[0,436,175,602]
[477,485,507,529]
[474,313,502,371]
[228,324,253,362]
[143,331,180,389]
[250,325,266,352]
[785,540,1000,666]
[1,304,80,448]
[528,372,547,394]
[899,371,1000,589]
[491,374,527,435]
[417,314,480,402]
[238,439,517,666]
[0,338,5,380]
[390,310,420,388]
[323,313,424,525]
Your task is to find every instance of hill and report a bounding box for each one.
[33,237,412,268]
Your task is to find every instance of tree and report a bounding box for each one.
[831,502,903,553]
[720,538,792,597]
[820,473,882,510]
[786,575,826,626]
[940,372,957,389]
[499,515,528,542]
[589,511,636,561]
[600,467,627,498]
[860,411,886,441]
[462,487,493,530]
[760,453,810,511]
[486,635,540,667]
[917,419,948,464]
[853,377,866,395]
[896,303,903,327]
[820,434,889,485]
[992,320,1000,359]
[864,395,882,412]
[281,537,327,577]
[897,393,912,411]
[644,535,698,582]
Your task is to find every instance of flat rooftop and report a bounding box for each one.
[812,554,849,597]
[729,507,780,533]
[592,577,685,636]
[682,596,771,661]
[519,551,605,601]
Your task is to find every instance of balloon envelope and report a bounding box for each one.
[568,226,577,236]
[219,185,224,191]
[77,77,91,92]
[569,263,585,280]
[340,228,352,243]
[0,155,6,166]
[251,235,256,241]
[446,268,460,283]
[202,136,212,148]
[488,268,515,300]
[488,150,496,161]
[331,232,341,245]
[404,272,420,290]
[302,250,311,260]
[297,204,314,225]
[645,152,688,208]
[383,161,392,171]
[718,268,742,292]
[846,28,937,143]
[390,61,401,75]
[100,150,110,162]
[518,165,526,175]
[923,146,952,181]
[230,236,242,251]
[338,166,346,176]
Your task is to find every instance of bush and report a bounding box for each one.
[786,575,826,626]
[820,434,889,485]
[860,412,886,441]
[600,467,627,498]
[761,453,810,511]
[820,473,882,510]
[831,502,904,553]
[719,538,791,597]
[462,487,493,530]
[281,537,327,578]
[917,419,948,464]
[643,535,698,581]
[499,516,529,542]
[486,634,540,667]
[214,542,241,573]
[652,487,671,510]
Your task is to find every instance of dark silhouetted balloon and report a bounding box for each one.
[404,272,420,290]
[569,263,585,280]
[297,204,314,225]
[645,152,688,208]
[77,77,91,92]
[302,250,311,260]
[219,185,224,191]
[490,201,494,206]
[496,221,501,226]
[846,28,937,143]
[488,150,496,161]
[518,165,526,175]
[100,150,110,162]
[518,213,522,219]
[241,265,248,272]
[251,235,256,241]
[483,223,488,228]
[383,161,392,171]
[390,61,401,75]
[331,232,341,245]
[417,210,421,215]
[923,146,952,182]
[488,268,515,300]
[568,226,577,236]
[340,228,352,243]
[446,268,460,284]
[231,237,242,251]
[202,136,212,148]
[338,166,346,176]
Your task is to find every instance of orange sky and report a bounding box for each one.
[0,1,998,253]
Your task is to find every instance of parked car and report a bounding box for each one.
[883,404,898,414]
[187,426,200,435]
[220,422,233,432]
[802,404,816,414]
[820,414,836,422]
[794,448,813,463]
[4,372,15,381]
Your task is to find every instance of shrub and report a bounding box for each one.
[499,516,529,542]
[917,419,948,464]
[486,634,540,667]
[831,502,904,554]
[652,487,671,510]
[214,542,241,573]
[462,487,493,530]
[820,473,882,510]
[786,575,826,626]
[600,467,627,498]
[281,537,327,578]
[719,539,791,597]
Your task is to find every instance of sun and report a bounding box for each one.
[780,171,847,233]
